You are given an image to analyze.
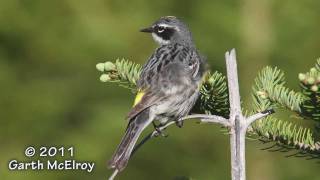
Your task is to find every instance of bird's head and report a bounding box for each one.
[140,16,193,46]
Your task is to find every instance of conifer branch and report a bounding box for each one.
[299,59,320,122]
[96,59,142,91]
[252,66,305,112]
[251,116,320,154]
[198,72,229,117]
[251,66,320,155]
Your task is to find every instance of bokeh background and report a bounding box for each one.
[1,0,320,179]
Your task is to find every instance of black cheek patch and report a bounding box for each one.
[156,28,175,40]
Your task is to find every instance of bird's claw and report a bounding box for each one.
[152,121,168,137]
[154,127,168,137]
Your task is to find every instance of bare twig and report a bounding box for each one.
[225,49,246,180]
[180,114,230,126]
[245,109,275,128]
[226,49,242,117]
[132,114,229,156]
[221,49,273,180]
[108,169,119,180]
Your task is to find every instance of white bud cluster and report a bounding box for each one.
[96,61,116,82]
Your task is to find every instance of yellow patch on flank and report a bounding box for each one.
[133,90,145,106]
[198,71,209,89]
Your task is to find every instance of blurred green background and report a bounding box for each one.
[0,0,319,179]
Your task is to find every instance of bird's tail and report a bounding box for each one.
[108,109,151,172]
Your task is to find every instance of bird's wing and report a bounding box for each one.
[127,44,201,120]
[127,90,164,121]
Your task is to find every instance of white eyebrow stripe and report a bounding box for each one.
[158,24,180,32]
[158,24,173,28]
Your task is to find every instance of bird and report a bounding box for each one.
[108,16,207,172]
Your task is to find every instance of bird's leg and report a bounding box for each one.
[152,121,168,137]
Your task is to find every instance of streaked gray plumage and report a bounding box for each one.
[108,16,207,172]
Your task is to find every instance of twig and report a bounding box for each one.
[131,133,153,156]
[180,114,230,126]
[131,114,229,157]
[225,49,245,180]
[223,49,273,180]
[245,109,275,128]
[108,169,119,180]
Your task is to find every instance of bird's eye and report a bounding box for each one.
[157,26,165,33]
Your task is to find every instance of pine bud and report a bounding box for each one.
[298,73,306,81]
[207,77,215,84]
[257,91,268,99]
[104,62,116,71]
[311,85,318,92]
[96,63,105,72]
[257,91,264,96]
[307,77,315,85]
[100,74,111,82]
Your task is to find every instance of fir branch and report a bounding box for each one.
[299,59,320,122]
[250,66,320,155]
[198,72,229,117]
[96,59,142,91]
[251,116,320,154]
[252,66,305,112]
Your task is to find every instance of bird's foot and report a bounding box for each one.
[154,127,168,137]
[152,122,168,137]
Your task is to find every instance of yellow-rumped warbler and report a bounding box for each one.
[108,16,207,171]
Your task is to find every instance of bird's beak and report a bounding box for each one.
[140,26,154,33]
